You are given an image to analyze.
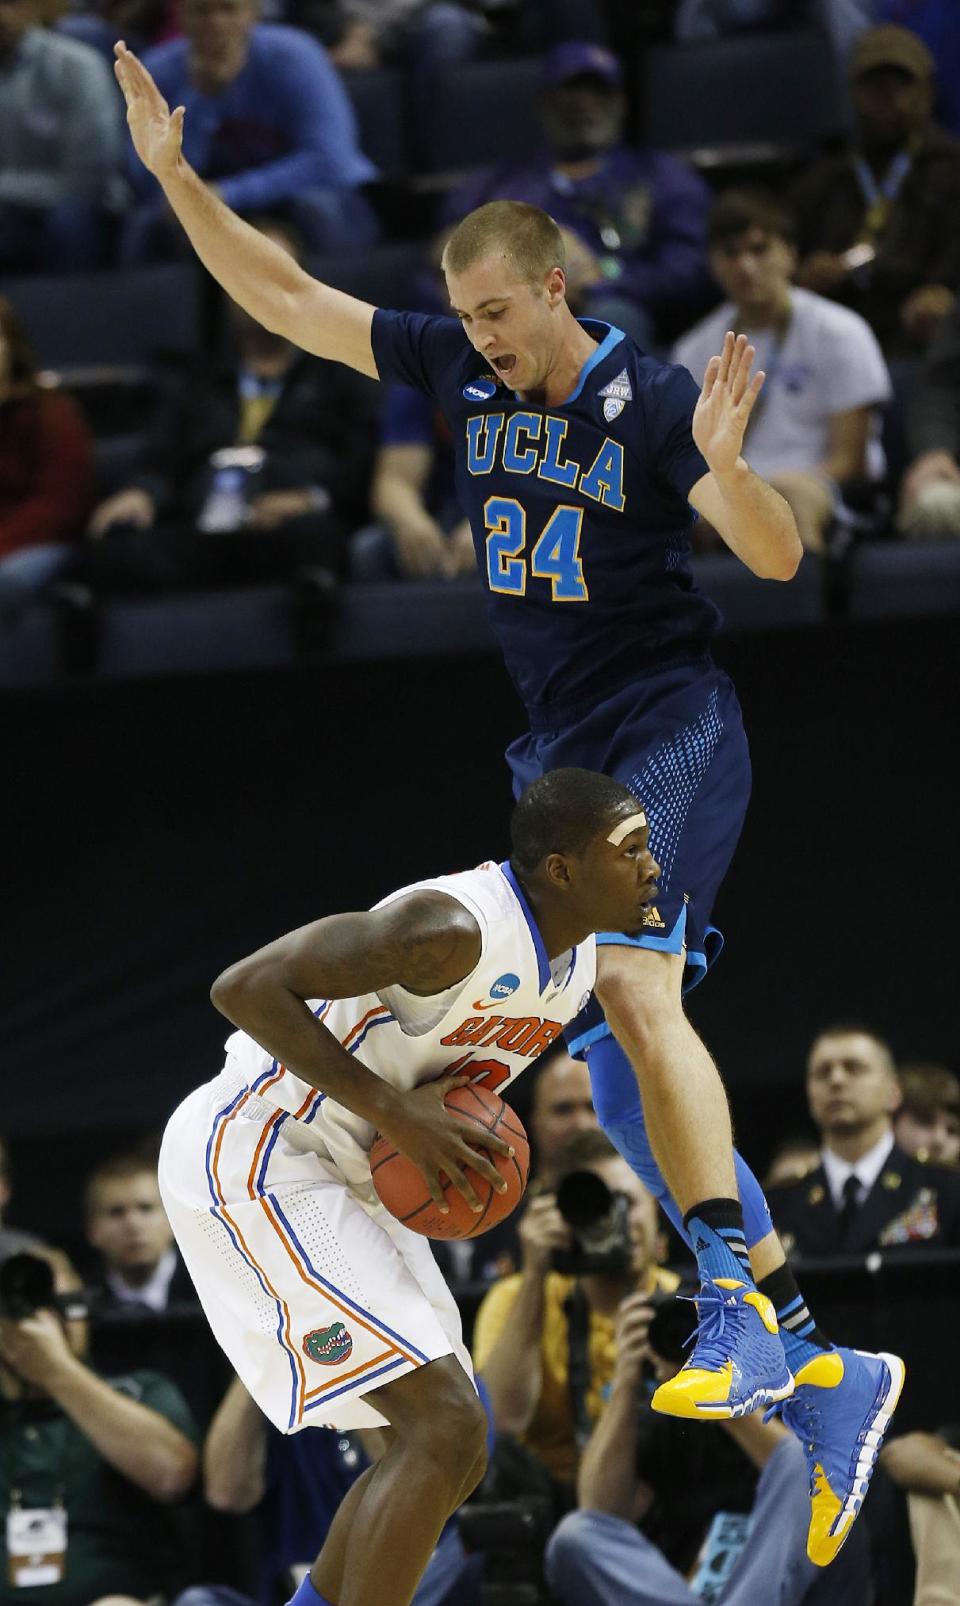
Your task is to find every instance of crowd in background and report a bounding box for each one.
[1,1032,958,1605]
[5,6,960,619]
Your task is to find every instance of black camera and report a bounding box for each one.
[646,1291,698,1365]
[0,1254,88,1321]
[552,1169,634,1277]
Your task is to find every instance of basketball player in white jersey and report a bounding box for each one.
[158,768,659,1606]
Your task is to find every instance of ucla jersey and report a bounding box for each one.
[371,312,719,727]
[223,860,596,1186]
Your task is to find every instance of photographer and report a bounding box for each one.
[544,1294,872,1606]
[472,1129,679,1494]
[0,1247,199,1605]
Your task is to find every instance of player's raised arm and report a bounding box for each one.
[114,42,378,377]
[210,893,513,1213]
[687,332,803,580]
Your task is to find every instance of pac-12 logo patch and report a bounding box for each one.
[472,972,521,1010]
[603,397,625,422]
[303,1321,353,1365]
[463,378,498,401]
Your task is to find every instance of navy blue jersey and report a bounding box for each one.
[371,311,721,726]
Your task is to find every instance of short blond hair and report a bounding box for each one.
[442,201,565,286]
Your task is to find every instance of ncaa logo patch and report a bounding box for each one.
[303,1321,353,1366]
[463,378,498,401]
[490,972,520,1000]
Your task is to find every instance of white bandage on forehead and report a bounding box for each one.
[607,812,647,847]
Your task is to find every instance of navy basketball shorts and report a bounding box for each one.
[505,659,751,1056]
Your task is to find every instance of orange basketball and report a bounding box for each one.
[370,1083,530,1240]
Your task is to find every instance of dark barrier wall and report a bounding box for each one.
[2,615,957,1241]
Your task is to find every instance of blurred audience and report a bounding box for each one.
[894,1062,960,1165]
[188,1374,478,1606]
[472,1129,677,1497]
[85,1152,191,1313]
[84,218,378,595]
[898,297,960,538]
[880,1427,960,1606]
[767,1023,960,1257]
[0,1246,199,1605]
[443,40,713,349]
[121,0,378,263]
[310,0,483,80]
[791,25,960,354]
[0,297,94,606]
[763,1134,820,1190]
[673,188,890,554]
[544,1286,870,1605]
[352,381,470,581]
[674,0,814,42]
[0,0,123,273]
[0,1135,43,1264]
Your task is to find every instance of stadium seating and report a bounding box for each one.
[0,262,203,367]
[642,30,847,164]
[410,57,544,180]
[345,69,408,182]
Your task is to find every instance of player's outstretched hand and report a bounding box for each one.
[692,331,764,480]
[114,40,184,182]
[381,1072,514,1216]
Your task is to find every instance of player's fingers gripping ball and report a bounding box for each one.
[371,1084,529,1239]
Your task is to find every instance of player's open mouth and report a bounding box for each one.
[491,355,517,376]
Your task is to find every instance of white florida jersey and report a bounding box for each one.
[223,860,597,1186]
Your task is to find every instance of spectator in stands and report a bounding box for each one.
[543,1283,870,1605]
[0,0,123,272]
[85,217,378,594]
[85,1152,192,1314]
[189,1375,479,1606]
[825,4,960,141]
[0,1135,43,1265]
[311,0,483,81]
[525,1049,599,1188]
[473,1129,678,1497]
[0,1246,199,1604]
[0,297,94,606]
[791,25,960,353]
[352,381,471,581]
[880,1427,960,1605]
[121,0,378,263]
[762,1135,820,1190]
[673,189,891,553]
[898,297,960,538]
[894,1062,960,1165]
[767,1023,960,1257]
[442,41,714,348]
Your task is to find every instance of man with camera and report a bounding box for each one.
[543,1288,873,1606]
[473,1128,679,1495]
[0,1246,199,1605]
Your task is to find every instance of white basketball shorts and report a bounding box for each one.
[158,1066,473,1434]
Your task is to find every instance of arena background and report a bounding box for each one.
[3,609,955,1254]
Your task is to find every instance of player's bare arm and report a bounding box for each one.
[687,332,803,580]
[211,892,512,1211]
[113,42,378,377]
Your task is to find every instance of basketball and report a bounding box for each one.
[370,1084,530,1240]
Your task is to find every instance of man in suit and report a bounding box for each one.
[767,1024,960,1258]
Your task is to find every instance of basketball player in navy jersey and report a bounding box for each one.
[115,41,903,1573]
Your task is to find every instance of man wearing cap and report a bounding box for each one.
[790,24,960,352]
[441,40,714,349]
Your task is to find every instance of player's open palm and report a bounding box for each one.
[114,40,184,181]
[692,331,764,479]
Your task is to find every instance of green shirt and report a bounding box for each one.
[0,1370,199,1606]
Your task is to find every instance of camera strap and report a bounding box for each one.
[563,1283,594,1453]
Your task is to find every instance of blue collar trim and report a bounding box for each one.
[500,860,552,993]
[560,321,626,405]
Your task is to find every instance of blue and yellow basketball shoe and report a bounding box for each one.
[769,1347,906,1566]
[651,1278,795,1420]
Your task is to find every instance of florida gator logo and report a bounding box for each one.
[303,1321,353,1365]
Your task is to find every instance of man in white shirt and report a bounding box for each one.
[766,1025,960,1258]
[673,189,891,552]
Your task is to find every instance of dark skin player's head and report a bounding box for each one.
[510,769,660,955]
